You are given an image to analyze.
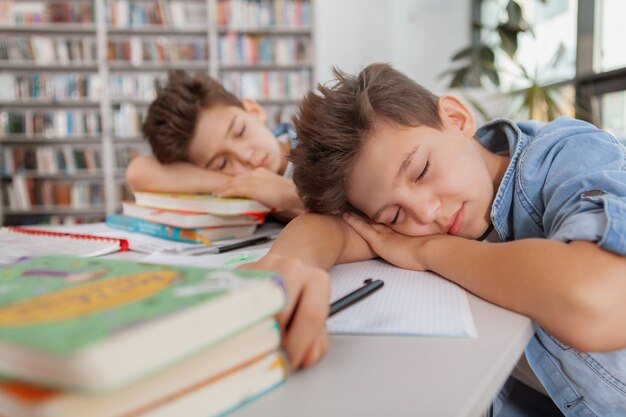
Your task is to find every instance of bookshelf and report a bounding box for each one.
[0,0,314,226]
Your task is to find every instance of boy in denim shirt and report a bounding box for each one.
[247,63,626,415]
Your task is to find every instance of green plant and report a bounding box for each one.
[442,0,574,122]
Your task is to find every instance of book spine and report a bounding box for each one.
[105,214,210,244]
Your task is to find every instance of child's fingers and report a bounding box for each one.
[282,273,330,370]
[342,213,378,240]
[301,332,329,368]
[236,254,332,370]
[214,184,254,199]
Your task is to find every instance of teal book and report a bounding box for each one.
[0,255,285,392]
[105,213,257,244]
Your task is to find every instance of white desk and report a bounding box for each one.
[34,223,533,417]
[231,292,533,417]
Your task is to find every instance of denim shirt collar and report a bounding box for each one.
[475,118,531,242]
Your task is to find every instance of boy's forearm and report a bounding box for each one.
[126,156,230,193]
[423,236,626,351]
[269,213,376,269]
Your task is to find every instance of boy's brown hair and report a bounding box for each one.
[291,63,443,215]
[142,71,243,163]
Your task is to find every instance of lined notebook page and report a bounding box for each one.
[327,260,477,338]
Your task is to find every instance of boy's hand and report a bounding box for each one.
[343,213,431,271]
[238,254,331,370]
[213,168,304,211]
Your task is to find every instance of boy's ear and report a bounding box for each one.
[437,95,475,136]
[242,98,268,123]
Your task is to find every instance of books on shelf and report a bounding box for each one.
[106,37,208,65]
[133,191,272,216]
[219,34,311,65]
[2,145,102,175]
[0,0,314,228]
[0,36,97,65]
[107,0,208,28]
[122,201,265,228]
[220,70,311,101]
[0,73,101,102]
[4,175,104,211]
[0,255,286,392]
[0,319,286,417]
[0,109,102,137]
[106,213,258,244]
[217,0,312,30]
[2,0,95,25]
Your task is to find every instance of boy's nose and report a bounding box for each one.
[413,196,440,225]
[230,146,254,168]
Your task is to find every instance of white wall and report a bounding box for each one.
[314,0,471,94]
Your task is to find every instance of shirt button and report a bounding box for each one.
[581,189,607,198]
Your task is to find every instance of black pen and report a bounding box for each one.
[329,278,384,317]
[211,234,276,254]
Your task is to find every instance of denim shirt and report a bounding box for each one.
[475,117,626,416]
[272,123,298,178]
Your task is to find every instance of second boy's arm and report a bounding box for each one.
[126,155,231,194]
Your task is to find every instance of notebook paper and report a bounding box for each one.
[327,260,477,338]
[0,227,127,265]
[140,248,271,269]
[138,253,477,338]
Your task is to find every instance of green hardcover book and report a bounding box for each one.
[0,255,285,392]
[0,319,284,417]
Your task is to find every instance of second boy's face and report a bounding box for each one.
[187,101,284,176]
[346,98,504,240]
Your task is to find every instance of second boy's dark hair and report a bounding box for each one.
[291,63,443,215]
[142,71,243,164]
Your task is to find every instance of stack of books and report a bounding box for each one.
[106,191,273,245]
[0,254,288,417]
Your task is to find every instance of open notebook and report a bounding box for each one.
[0,227,128,265]
[140,252,477,338]
[327,260,477,338]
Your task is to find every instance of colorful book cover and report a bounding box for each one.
[122,202,266,229]
[0,320,283,417]
[105,213,257,244]
[142,350,288,417]
[0,255,285,392]
[133,192,273,216]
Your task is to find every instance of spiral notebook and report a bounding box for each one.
[0,227,129,265]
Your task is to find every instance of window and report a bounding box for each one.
[475,0,626,135]
[596,0,626,72]
[600,91,626,143]
[515,0,577,84]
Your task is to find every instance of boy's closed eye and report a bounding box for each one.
[212,124,246,171]
[217,157,228,171]
[235,124,246,138]
[389,160,430,225]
